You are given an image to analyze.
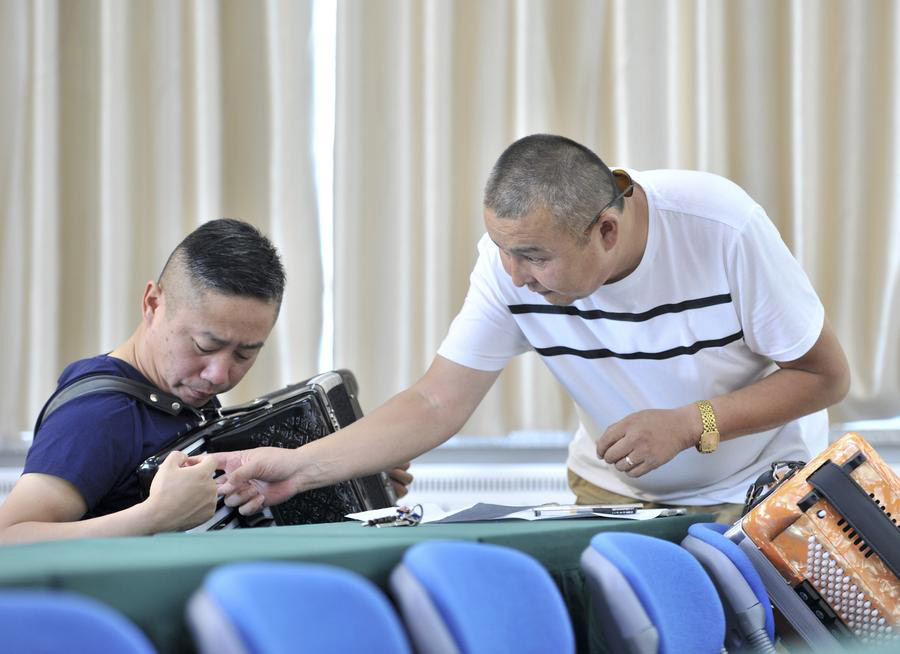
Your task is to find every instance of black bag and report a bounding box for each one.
[137,369,397,529]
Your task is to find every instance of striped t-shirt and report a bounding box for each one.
[437,169,826,505]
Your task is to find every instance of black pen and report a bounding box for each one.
[533,503,642,517]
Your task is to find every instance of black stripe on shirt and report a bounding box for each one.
[534,330,744,360]
[508,293,733,322]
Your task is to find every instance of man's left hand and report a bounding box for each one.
[388,462,413,499]
[595,407,699,477]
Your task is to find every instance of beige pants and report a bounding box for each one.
[567,469,744,526]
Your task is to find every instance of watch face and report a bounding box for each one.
[698,431,720,453]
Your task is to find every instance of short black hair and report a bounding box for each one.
[484,134,620,235]
[160,218,285,305]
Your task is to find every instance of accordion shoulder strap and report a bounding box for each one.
[34,375,198,432]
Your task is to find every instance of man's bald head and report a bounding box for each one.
[483,134,621,240]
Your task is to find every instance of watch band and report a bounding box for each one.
[695,400,720,453]
[697,400,717,433]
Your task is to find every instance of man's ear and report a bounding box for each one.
[142,281,161,325]
[598,215,619,251]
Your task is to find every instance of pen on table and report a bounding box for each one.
[533,506,638,517]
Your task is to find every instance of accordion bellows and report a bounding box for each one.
[731,432,898,648]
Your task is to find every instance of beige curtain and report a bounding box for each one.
[0,0,322,446]
[334,0,900,432]
[2,0,898,448]
[333,0,580,433]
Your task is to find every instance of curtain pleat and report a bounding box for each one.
[0,0,321,444]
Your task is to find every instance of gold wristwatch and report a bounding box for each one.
[695,400,720,453]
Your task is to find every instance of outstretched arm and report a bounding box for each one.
[0,451,219,545]
[596,320,851,476]
[213,355,501,514]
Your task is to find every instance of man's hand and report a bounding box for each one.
[203,448,303,516]
[388,462,413,499]
[144,451,219,531]
[595,407,699,477]
[206,449,416,512]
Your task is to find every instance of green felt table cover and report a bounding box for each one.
[0,514,710,653]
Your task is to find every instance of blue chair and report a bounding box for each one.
[187,561,411,654]
[580,531,726,654]
[389,540,575,654]
[0,589,157,654]
[681,522,777,653]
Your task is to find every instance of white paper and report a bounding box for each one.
[346,502,457,525]
[347,503,683,525]
[506,507,675,521]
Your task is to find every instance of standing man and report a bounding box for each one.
[214,135,850,524]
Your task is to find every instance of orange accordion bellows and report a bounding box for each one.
[728,432,899,649]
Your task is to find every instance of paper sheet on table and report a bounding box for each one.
[346,503,453,524]
[347,502,682,524]
[505,507,679,521]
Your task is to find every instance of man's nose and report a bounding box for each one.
[200,354,231,387]
[502,253,531,287]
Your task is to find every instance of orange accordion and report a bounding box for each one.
[727,432,899,649]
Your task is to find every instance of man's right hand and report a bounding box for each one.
[144,451,219,531]
[202,448,302,516]
[206,450,416,513]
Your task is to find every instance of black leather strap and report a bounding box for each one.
[807,459,900,579]
[34,375,198,431]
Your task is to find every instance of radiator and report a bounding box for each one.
[402,463,576,511]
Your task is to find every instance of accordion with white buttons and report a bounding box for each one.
[727,432,899,649]
[137,370,397,530]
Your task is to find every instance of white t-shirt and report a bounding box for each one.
[437,169,827,505]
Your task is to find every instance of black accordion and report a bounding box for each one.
[137,369,397,530]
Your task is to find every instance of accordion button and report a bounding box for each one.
[150,393,158,402]
[172,402,181,410]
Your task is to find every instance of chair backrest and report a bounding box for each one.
[187,561,411,654]
[0,589,157,654]
[580,531,725,654]
[389,540,575,654]
[682,522,777,652]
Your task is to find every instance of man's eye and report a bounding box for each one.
[234,351,251,362]
[524,255,546,264]
[194,342,215,354]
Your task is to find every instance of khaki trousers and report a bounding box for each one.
[567,469,744,525]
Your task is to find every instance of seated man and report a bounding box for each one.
[210,135,850,525]
[1,219,279,544]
